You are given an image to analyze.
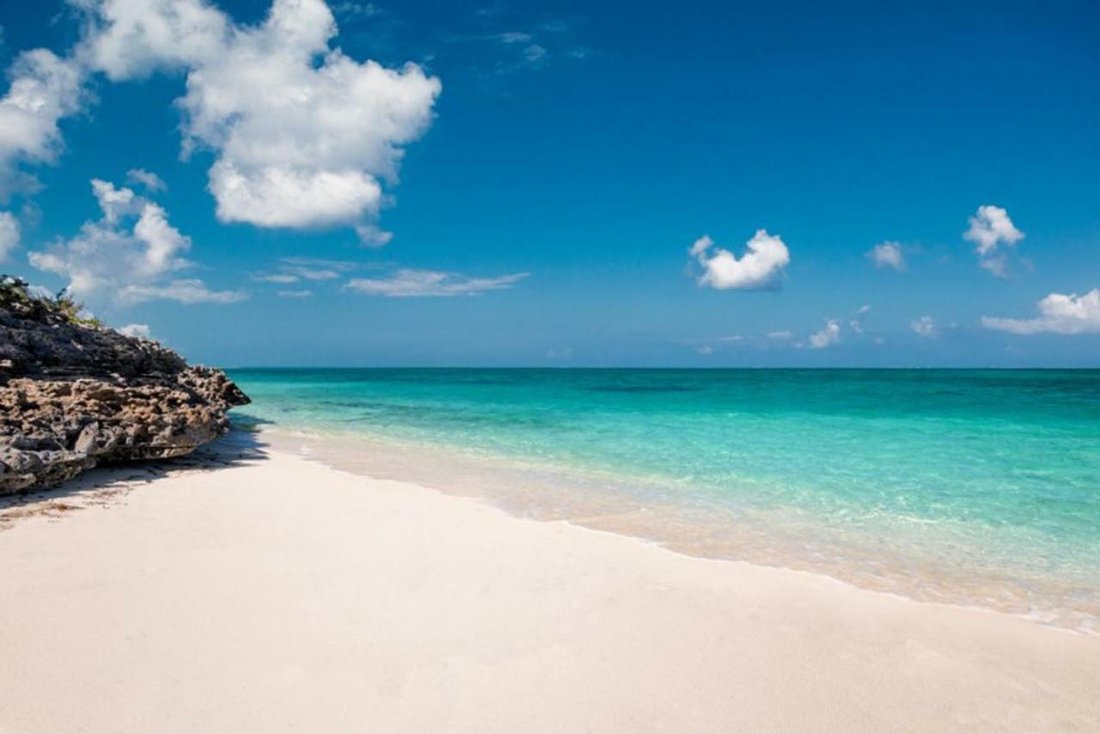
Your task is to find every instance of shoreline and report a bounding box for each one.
[1,434,1098,731]
[253,424,1100,634]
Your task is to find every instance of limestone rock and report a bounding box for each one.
[0,282,250,494]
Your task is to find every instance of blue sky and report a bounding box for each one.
[0,0,1098,367]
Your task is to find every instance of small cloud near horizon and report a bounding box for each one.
[982,290,1100,335]
[808,319,841,349]
[911,315,936,338]
[689,230,790,291]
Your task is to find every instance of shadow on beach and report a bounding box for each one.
[0,420,271,526]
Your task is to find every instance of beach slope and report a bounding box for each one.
[1,444,1097,732]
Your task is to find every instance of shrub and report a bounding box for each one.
[0,275,103,328]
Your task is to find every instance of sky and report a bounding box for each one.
[0,0,1098,367]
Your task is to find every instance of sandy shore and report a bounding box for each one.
[1,439,1098,732]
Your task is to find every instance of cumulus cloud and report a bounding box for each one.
[74,0,231,79]
[0,49,86,195]
[867,241,904,271]
[0,211,20,261]
[689,230,790,290]
[73,0,441,235]
[964,205,1024,277]
[911,315,936,337]
[126,168,167,192]
[117,323,151,338]
[0,0,438,242]
[344,268,529,297]
[28,178,244,305]
[809,319,841,349]
[982,290,1100,335]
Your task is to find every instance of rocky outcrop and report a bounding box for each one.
[0,279,249,494]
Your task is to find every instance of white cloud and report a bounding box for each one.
[355,223,394,247]
[848,304,872,335]
[277,289,313,298]
[523,44,548,63]
[0,49,86,194]
[119,279,246,304]
[280,256,358,272]
[28,178,244,305]
[74,0,230,80]
[696,344,714,356]
[964,205,1024,277]
[910,315,936,338]
[117,323,151,338]
[344,268,528,297]
[0,211,20,261]
[253,273,300,284]
[809,319,841,349]
[329,2,381,20]
[126,168,167,192]
[982,290,1100,335]
[689,230,790,290]
[91,177,140,222]
[208,164,383,228]
[767,330,792,340]
[284,265,341,281]
[867,241,904,271]
[76,0,441,234]
[253,256,357,284]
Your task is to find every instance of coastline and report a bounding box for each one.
[254,423,1100,633]
[1,434,1098,732]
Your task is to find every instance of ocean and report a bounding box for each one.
[229,368,1100,631]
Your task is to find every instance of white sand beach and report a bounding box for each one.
[1,441,1098,733]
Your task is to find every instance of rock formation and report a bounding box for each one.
[0,277,250,494]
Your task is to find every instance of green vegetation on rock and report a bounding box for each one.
[0,275,103,328]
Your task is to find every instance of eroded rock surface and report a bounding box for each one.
[1,287,249,494]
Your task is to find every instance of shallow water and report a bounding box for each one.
[229,368,1100,631]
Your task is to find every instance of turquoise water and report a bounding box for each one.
[229,368,1100,629]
